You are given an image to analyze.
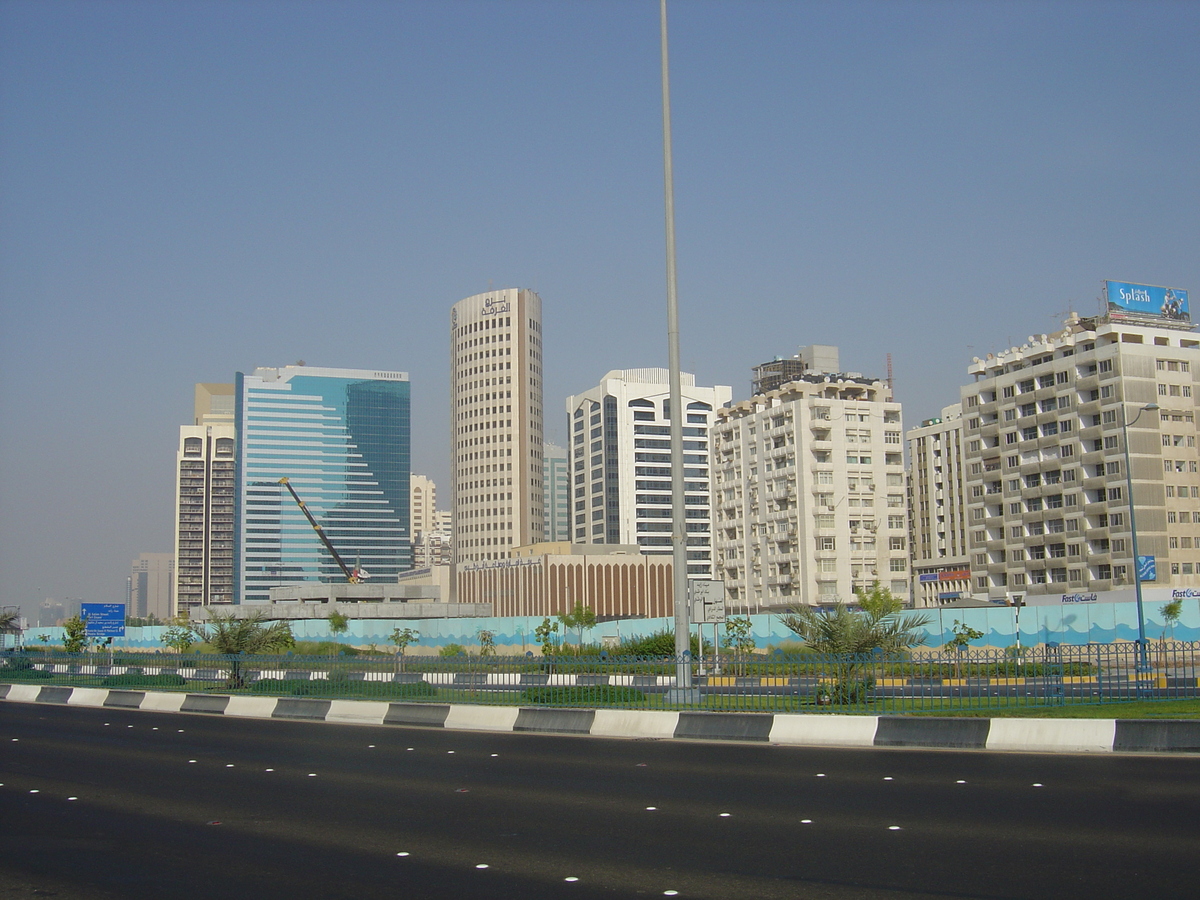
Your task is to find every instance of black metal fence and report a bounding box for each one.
[3,641,1197,713]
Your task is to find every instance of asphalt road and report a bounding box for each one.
[1,703,1197,900]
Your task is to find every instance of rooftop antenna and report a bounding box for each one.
[886,353,894,397]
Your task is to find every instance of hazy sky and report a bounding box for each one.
[2,0,1197,614]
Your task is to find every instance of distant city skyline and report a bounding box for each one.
[2,1,1197,613]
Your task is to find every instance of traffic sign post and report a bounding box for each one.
[688,579,726,624]
[81,603,126,638]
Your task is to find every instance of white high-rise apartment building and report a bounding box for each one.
[451,288,544,564]
[906,406,972,607]
[713,353,906,610]
[962,311,1199,598]
[174,384,237,613]
[566,369,731,576]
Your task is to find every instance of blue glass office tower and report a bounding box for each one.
[234,366,411,602]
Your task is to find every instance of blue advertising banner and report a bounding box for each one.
[81,603,126,637]
[1137,556,1157,583]
[1106,281,1190,323]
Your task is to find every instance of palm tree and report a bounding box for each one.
[191,612,295,688]
[779,582,931,703]
[0,609,22,652]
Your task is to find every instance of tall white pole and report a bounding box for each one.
[660,0,691,690]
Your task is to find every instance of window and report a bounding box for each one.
[1003,386,1015,398]
[889,536,906,550]
[817,537,835,551]
[1107,487,1123,501]
[1098,359,1113,373]
[889,558,906,572]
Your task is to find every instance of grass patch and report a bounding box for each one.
[248,678,438,700]
[101,673,187,688]
[906,698,1200,719]
[520,686,647,706]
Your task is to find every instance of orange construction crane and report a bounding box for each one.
[277,477,366,583]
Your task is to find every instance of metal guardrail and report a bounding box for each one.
[2,641,1197,713]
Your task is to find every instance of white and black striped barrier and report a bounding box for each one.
[3,683,1198,753]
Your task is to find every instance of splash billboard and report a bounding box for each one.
[1106,281,1190,323]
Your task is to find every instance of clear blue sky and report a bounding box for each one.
[2,0,1197,615]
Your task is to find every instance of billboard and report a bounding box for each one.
[1106,281,1190,323]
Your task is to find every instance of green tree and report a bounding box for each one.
[477,629,496,657]
[161,615,196,653]
[439,643,466,657]
[556,602,597,651]
[721,616,756,675]
[327,611,350,635]
[62,614,89,653]
[389,626,420,671]
[1161,599,1183,641]
[534,617,559,656]
[945,620,985,676]
[190,612,295,688]
[779,582,930,705]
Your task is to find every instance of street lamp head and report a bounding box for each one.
[1142,403,1160,411]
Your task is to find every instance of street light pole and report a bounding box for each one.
[660,0,692,695]
[1121,402,1158,676]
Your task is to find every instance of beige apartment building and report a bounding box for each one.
[713,349,907,611]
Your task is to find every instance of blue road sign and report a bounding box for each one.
[81,603,126,637]
[1137,556,1157,582]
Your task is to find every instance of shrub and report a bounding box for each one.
[291,641,360,657]
[101,673,186,688]
[520,685,647,706]
[439,643,467,657]
[617,630,707,658]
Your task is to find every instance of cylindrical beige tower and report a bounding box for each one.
[450,288,544,565]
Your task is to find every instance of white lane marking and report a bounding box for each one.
[801,819,812,824]
[396,852,410,857]
[816,773,825,777]
[265,768,274,772]
[152,728,158,731]
[491,753,498,757]
[719,813,731,817]
[475,864,489,869]
[565,876,579,882]
[68,796,77,801]
[645,806,657,811]
[368,745,375,748]
[956,780,967,784]
[1032,783,1043,787]
[447,750,455,754]
[226,764,235,768]
[888,826,901,831]
[188,760,197,763]
[308,773,317,777]
[883,777,893,781]
[29,790,39,793]
[664,892,679,897]
[406,747,414,751]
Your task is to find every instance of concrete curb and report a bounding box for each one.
[3,684,1199,753]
